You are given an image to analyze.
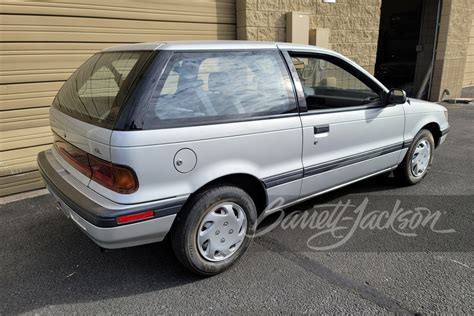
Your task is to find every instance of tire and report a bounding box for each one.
[170,184,257,276]
[394,129,435,185]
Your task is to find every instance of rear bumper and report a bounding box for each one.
[37,150,187,249]
[54,199,176,249]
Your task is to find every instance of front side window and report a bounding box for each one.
[143,50,296,128]
[290,55,381,111]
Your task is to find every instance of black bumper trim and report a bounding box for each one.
[441,127,450,136]
[37,151,184,228]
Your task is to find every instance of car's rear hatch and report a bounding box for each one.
[49,51,153,188]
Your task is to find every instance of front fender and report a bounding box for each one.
[403,100,449,143]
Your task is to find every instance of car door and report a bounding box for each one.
[283,50,405,196]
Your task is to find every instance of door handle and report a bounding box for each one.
[313,125,329,145]
[314,125,330,134]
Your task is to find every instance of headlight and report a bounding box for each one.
[444,110,448,121]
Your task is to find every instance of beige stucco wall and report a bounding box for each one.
[431,0,473,100]
[237,0,473,101]
[462,3,474,87]
[236,0,382,74]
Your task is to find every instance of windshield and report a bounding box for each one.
[52,51,152,128]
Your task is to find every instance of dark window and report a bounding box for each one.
[52,51,152,128]
[290,55,381,111]
[143,50,296,128]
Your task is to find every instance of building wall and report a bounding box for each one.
[236,0,382,74]
[413,0,440,97]
[431,0,472,100]
[0,0,236,197]
[1,0,472,198]
[462,3,474,87]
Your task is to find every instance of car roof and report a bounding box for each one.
[101,40,332,53]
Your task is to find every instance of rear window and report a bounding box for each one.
[52,51,152,128]
[143,50,296,129]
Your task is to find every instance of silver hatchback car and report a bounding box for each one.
[38,41,449,275]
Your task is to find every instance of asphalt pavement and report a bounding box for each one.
[1,103,473,314]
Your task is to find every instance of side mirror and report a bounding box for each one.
[387,88,407,105]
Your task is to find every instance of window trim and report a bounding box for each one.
[282,50,387,114]
[140,49,299,130]
[149,112,300,129]
[280,50,307,113]
[299,103,385,116]
[114,50,171,131]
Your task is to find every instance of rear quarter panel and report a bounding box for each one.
[102,117,303,204]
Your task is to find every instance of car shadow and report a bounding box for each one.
[1,173,401,314]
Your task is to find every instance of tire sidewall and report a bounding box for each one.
[176,186,257,275]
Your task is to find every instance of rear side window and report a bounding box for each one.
[52,51,152,128]
[143,50,296,128]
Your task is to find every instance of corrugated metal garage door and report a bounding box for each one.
[463,6,474,87]
[0,0,236,197]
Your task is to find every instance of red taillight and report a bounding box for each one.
[55,139,91,178]
[89,155,138,194]
[54,134,138,194]
[117,210,154,224]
